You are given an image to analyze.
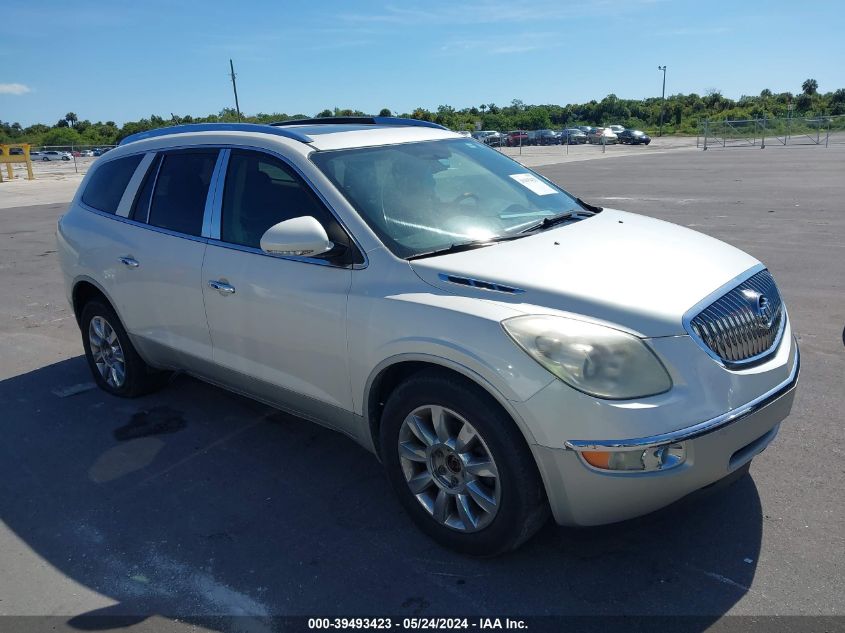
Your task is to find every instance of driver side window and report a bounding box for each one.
[220,150,345,250]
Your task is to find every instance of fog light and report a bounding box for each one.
[581,443,686,472]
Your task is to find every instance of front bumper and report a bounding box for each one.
[530,347,799,526]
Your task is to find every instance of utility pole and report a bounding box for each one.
[229,59,242,122]
[657,65,667,137]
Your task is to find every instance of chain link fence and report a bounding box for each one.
[2,144,118,180]
[697,115,845,149]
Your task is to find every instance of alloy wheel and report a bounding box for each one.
[398,405,500,532]
[88,315,126,389]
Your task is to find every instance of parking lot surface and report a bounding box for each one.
[0,145,843,630]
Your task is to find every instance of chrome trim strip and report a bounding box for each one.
[565,344,799,452]
[202,149,230,239]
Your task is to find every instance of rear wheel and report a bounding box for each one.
[380,370,549,555]
[80,300,168,397]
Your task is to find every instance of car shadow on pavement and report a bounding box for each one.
[0,356,762,630]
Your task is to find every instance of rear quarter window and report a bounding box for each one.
[81,155,144,213]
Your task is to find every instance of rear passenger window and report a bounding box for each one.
[148,150,218,236]
[221,150,345,249]
[81,155,144,213]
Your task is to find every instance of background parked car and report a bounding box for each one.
[40,151,72,161]
[560,128,588,144]
[483,131,503,146]
[617,129,652,145]
[608,124,626,135]
[80,150,95,157]
[505,131,529,146]
[587,127,618,144]
[534,129,561,145]
[471,131,502,146]
[576,125,596,135]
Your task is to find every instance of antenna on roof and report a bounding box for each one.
[229,59,242,122]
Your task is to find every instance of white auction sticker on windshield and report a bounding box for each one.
[509,173,558,196]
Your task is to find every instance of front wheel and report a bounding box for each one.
[380,370,549,556]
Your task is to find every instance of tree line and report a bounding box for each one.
[2,79,842,148]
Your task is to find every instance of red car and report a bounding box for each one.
[505,131,529,146]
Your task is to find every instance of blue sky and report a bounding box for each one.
[2,0,843,126]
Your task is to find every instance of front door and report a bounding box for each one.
[201,149,355,432]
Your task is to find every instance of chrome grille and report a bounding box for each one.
[688,269,785,366]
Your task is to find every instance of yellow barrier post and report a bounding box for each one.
[0,143,35,182]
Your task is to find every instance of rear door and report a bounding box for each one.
[107,148,220,367]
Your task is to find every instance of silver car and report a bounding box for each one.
[587,127,618,144]
[57,118,798,555]
[41,150,72,161]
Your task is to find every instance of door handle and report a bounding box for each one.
[119,256,139,268]
[208,280,236,295]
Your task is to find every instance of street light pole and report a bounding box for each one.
[657,65,667,137]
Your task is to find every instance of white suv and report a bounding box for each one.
[57,118,798,555]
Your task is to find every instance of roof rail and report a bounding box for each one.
[270,116,448,131]
[119,123,314,146]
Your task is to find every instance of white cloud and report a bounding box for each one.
[0,83,31,95]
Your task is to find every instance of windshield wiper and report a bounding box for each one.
[407,235,525,260]
[518,211,579,234]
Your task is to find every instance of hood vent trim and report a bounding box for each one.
[437,273,525,294]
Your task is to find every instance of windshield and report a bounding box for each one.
[311,138,582,258]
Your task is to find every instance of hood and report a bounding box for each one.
[410,209,760,337]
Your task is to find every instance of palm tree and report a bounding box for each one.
[801,79,818,95]
[65,112,78,128]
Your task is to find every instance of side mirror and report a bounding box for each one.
[259,216,334,257]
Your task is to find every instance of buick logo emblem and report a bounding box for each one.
[743,289,775,329]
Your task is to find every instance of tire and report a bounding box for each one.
[379,370,549,556]
[42,157,49,161]
[80,300,169,397]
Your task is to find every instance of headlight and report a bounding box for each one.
[502,315,672,399]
